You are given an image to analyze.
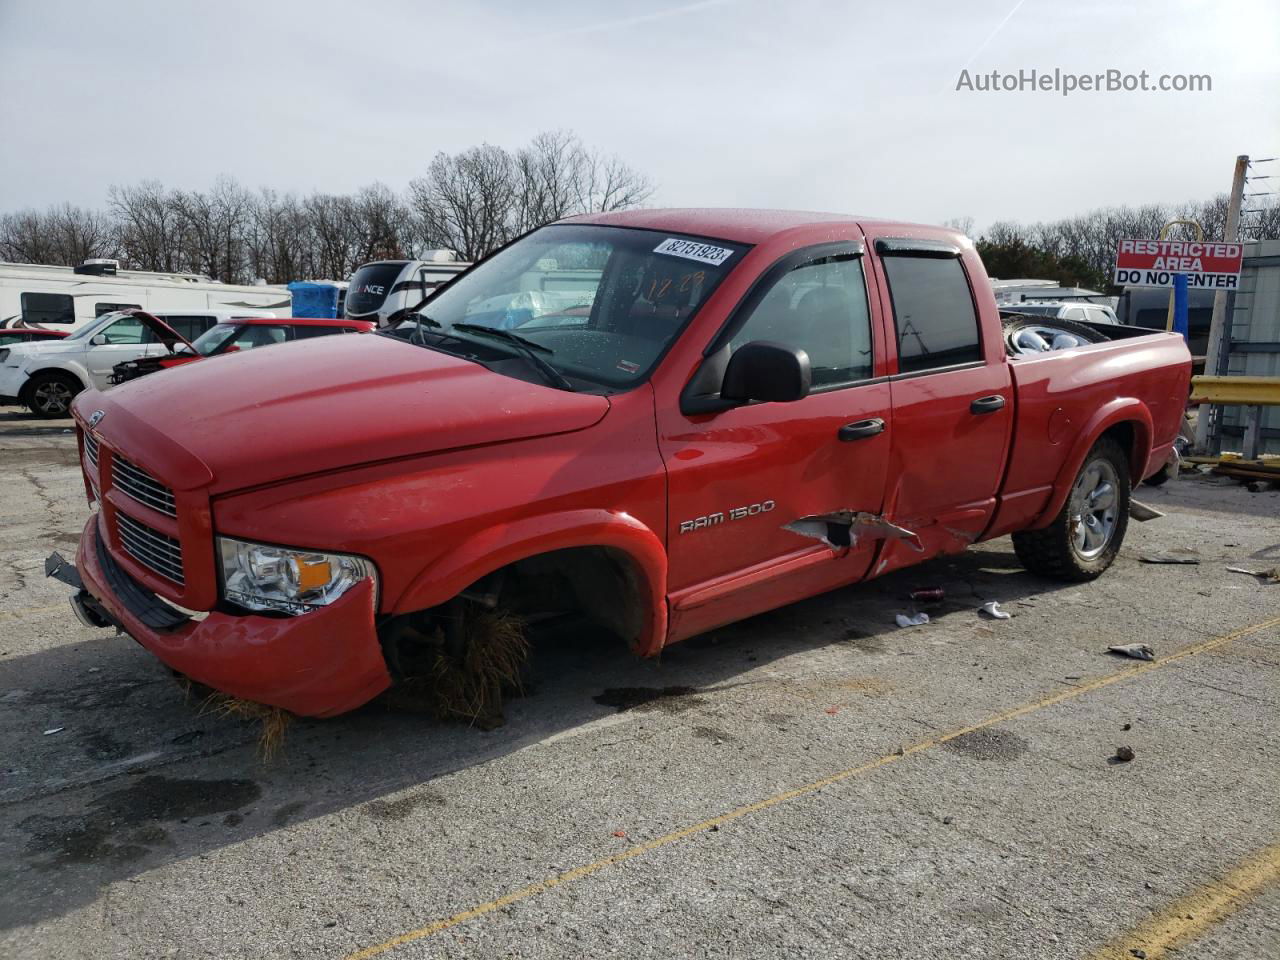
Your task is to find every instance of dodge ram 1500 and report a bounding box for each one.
[50,209,1192,717]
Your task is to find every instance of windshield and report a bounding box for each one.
[387,224,746,389]
[346,262,408,317]
[64,312,124,342]
[191,323,242,355]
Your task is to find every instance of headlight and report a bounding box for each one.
[216,537,376,615]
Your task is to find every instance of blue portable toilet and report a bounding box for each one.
[287,281,340,319]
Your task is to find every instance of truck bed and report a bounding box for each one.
[987,328,1192,539]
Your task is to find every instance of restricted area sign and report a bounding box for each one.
[1114,240,1244,289]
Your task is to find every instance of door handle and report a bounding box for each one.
[970,395,1006,415]
[838,417,885,441]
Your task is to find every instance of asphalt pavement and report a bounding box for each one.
[1,411,1277,959]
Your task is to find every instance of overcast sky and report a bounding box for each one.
[1,0,1276,231]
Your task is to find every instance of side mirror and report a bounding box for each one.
[90,334,107,346]
[721,341,811,404]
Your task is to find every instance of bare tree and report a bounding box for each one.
[351,183,409,266]
[109,181,184,272]
[0,205,116,266]
[575,149,653,213]
[170,176,254,282]
[0,210,62,264]
[410,144,519,261]
[514,130,588,232]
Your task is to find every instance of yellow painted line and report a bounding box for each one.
[342,615,1280,960]
[0,603,68,622]
[1086,840,1280,960]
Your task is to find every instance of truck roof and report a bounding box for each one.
[566,208,955,245]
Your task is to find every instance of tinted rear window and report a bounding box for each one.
[882,256,981,374]
[346,263,406,316]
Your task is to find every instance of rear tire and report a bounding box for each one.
[25,371,82,419]
[1013,436,1130,581]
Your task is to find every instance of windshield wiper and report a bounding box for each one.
[451,323,575,391]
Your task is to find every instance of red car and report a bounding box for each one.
[109,314,375,384]
[54,209,1190,718]
[0,327,69,347]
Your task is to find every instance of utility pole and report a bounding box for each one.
[1194,154,1249,454]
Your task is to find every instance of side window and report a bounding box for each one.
[881,256,981,374]
[21,293,74,325]
[1064,306,1087,321]
[730,256,873,387]
[97,317,151,345]
[162,316,211,341]
[96,302,141,317]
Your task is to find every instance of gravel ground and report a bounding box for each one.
[1,411,1278,959]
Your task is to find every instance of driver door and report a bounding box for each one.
[84,316,162,389]
[658,245,893,641]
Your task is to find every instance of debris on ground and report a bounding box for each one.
[383,610,529,728]
[41,727,64,736]
[1129,499,1165,522]
[1107,643,1155,662]
[1114,745,1136,763]
[978,601,1011,620]
[200,694,293,759]
[895,612,929,628]
[1140,552,1200,565]
[910,587,945,603]
[1226,566,1280,583]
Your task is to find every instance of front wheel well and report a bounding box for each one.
[379,546,647,679]
[19,368,84,400]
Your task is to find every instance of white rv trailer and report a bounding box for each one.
[344,253,472,326]
[0,259,292,334]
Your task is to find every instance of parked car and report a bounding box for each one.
[52,209,1191,720]
[0,310,254,417]
[110,315,375,384]
[0,328,69,347]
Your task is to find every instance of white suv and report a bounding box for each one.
[0,310,248,417]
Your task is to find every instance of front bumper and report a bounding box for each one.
[73,514,392,717]
[0,366,27,403]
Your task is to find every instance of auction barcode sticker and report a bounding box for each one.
[653,238,734,266]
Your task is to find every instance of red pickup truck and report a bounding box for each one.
[52,210,1191,718]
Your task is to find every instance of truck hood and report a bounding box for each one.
[86,333,610,493]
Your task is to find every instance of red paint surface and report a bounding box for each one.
[69,210,1192,717]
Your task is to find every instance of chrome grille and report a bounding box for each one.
[83,431,99,469]
[116,512,185,585]
[112,454,177,517]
